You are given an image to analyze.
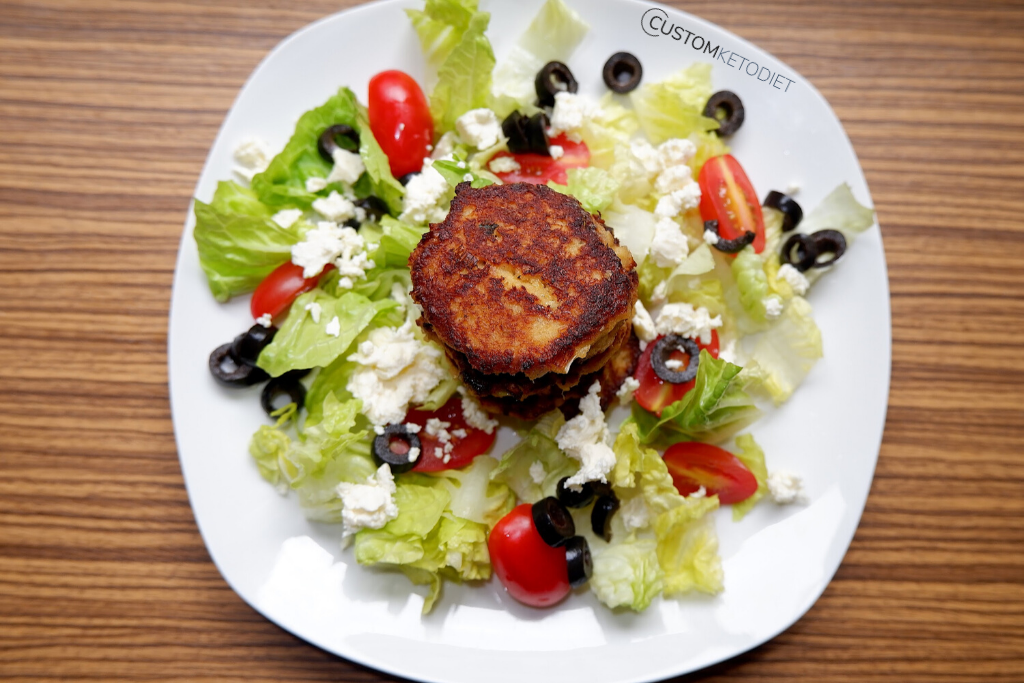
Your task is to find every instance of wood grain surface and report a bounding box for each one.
[1,0,1023,680]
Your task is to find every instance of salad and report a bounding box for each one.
[196,0,875,613]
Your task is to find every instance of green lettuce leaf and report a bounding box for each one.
[631,64,720,145]
[357,112,406,215]
[603,201,657,264]
[654,493,723,596]
[580,94,639,170]
[612,422,685,516]
[743,295,823,404]
[590,538,664,611]
[432,156,495,189]
[730,433,768,521]
[800,182,875,244]
[428,456,515,528]
[429,11,495,133]
[547,167,620,214]
[688,130,730,177]
[405,0,478,66]
[731,246,777,323]
[193,181,299,301]
[490,413,577,503]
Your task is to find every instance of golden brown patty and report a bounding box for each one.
[409,182,638,380]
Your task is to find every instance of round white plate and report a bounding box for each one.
[168,1,891,681]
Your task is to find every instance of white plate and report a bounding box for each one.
[168,1,891,681]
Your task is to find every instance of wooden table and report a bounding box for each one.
[2,0,1022,680]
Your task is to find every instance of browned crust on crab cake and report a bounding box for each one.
[409,182,638,380]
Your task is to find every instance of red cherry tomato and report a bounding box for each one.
[698,154,766,254]
[634,331,720,417]
[662,441,758,504]
[405,396,497,472]
[368,70,433,178]
[490,135,590,186]
[488,504,571,608]
[250,261,330,321]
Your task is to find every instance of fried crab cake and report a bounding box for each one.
[409,182,638,380]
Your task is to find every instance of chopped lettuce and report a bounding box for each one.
[654,493,723,595]
[631,64,720,145]
[800,182,875,244]
[405,0,479,66]
[547,167,620,214]
[743,296,823,404]
[688,130,730,177]
[603,201,657,263]
[611,422,684,516]
[357,111,406,215]
[428,456,515,528]
[730,433,768,521]
[731,246,775,323]
[429,11,495,133]
[193,181,299,301]
[580,94,639,170]
[590,538,664,611]
[432,156,495,188]
[490,413,577,503]
[372,215,428,268]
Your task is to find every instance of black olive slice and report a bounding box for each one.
[531,496,575,547]
[763,191,804,232]
[780,233,819,273]
[355,195,390,222]
[591,495,620,542]
[556,477,595,509]
[808,229,847,268]
[703,90,745,136]
[704,219,756,254]
[260,372,307,417]
[230,324,278,367]
[524,112,551,156]
[372,424,422,474]
[535,61,578,108]
[209,342,269,387]
[501,111,531,154]
[602,52,643,94]
[650,334,701,384]
[317,124,360,163]
[564,536,593,588]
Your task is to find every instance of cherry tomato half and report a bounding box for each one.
[250,261,330,321]
[488,504,571,608]
[698,154,766,254]
[490,135,590,186]
[368,70,433,178]
[405,396,497,472]
[634,331,720,417]
[662,441,758,504]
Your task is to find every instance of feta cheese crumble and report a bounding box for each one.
[703,229,720,246]
[305,176,328,193]
[324,316,341,337]
[325,148,365,186]
[767,470,807,504]
[346,323,446,426]
[654,183,702,218]
[312,191,356,223]
[664,358,684,370]
[290,221,374,286]
[656,138,697,169]
[529,461,547,485]
[399,159,450,225]
[271,208,303,229]
[777,263,810,295]
[233,137,272,180]
[785,181,801,195]
[615,376,640,403]
[619,495,650,531]
[304,301,322,324]
[764,296,784,319]
[632,300,658,343]
[688,485,707,499]
[549,92,595,140]
[655,302,723,344]
[336,464,399,537]
[653,164,694,195]
[455,108,502,149]
[650,216,690,267]
[557,382,616,489]
[488,156,521,174]
[459,390,498,434]
[255,313,273,328]
[548,144,564,160]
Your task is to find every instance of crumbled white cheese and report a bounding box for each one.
[529,461,547,486]
[615,376,640,404]
[425,417,451,438]
[653,164,693,195]
[291,221,374,285]
[619,495,650,531]
[325,316,341,337]
[767,470,806,504]
[451,428,467,439]
[764,296,784,319]
[373,424,385,435]
[655,302,723,344]
[255,313,273,328]
[405,422,422,434]
[407,446,421,463]
[459,391,498,434]
[336,464,399,537]
[650,280,669,308]
[717,339,739,365]
[488,156,521,174]
[346,323,446,426]
[629,139,662,176]
[777,263,810,296]
[233,137,272,179]
[326,148,365,186]
[456,161,466,169]
[430,131,458,160]
[462,173,474,183]
[665,358,684,370]
[399,159,451,225]
[703,229,720,246]
[650,216,690,267]
[688,485,707,499]
[271,208,303,229]
[654,183,702,218]
[305,176,328,193]
[549,92,595,140]
[656,138,697,169]
[312,191,356,223]
[632,300,658,342]
[304,301,322,324]
[455,108,502,150]
[785,181,801,195]
[557,382,616,490]
[548,144,564,160]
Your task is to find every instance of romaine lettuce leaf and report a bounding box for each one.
[731,246,774,323]
[611,422,684,516]
[193,181,299,301]
[428,456,515,528]
[580,93,639,170]
[405,0,478,66]
[743,295,823,404]
[547,167,620,214]
[432,156,495,189]
[590,538,664,611]
[800,182,875,243]
[490,413,577,503]
[687,130,730,177]
[356,111,406,215]
[603,201,657,264]
[631,64,719,145]
[429,11,495,133]
[730,433,768,521]
[654,493,723,595]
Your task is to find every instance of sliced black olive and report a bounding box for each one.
[564,536,593,588]
[501,111,531,154]
[602,52,643,94]
[355,195,390,222]
[591,495,620,542]
[317,124,360,163]
[535,61,578,108]
[556,477,595,509]
[372,423,422,474]
[398,173,417,186]
[703,90,745,136]
[209,342,269,387]
[230,324,277,368]
[650,334,701,384]
[531,496,575,547]
[590,481,615,499]
[780,233,819,273]
[763,190,803,232]
[808,229,847,268]
[524,112,551,156]
[704,219,755,254]
[260,371,307,417]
